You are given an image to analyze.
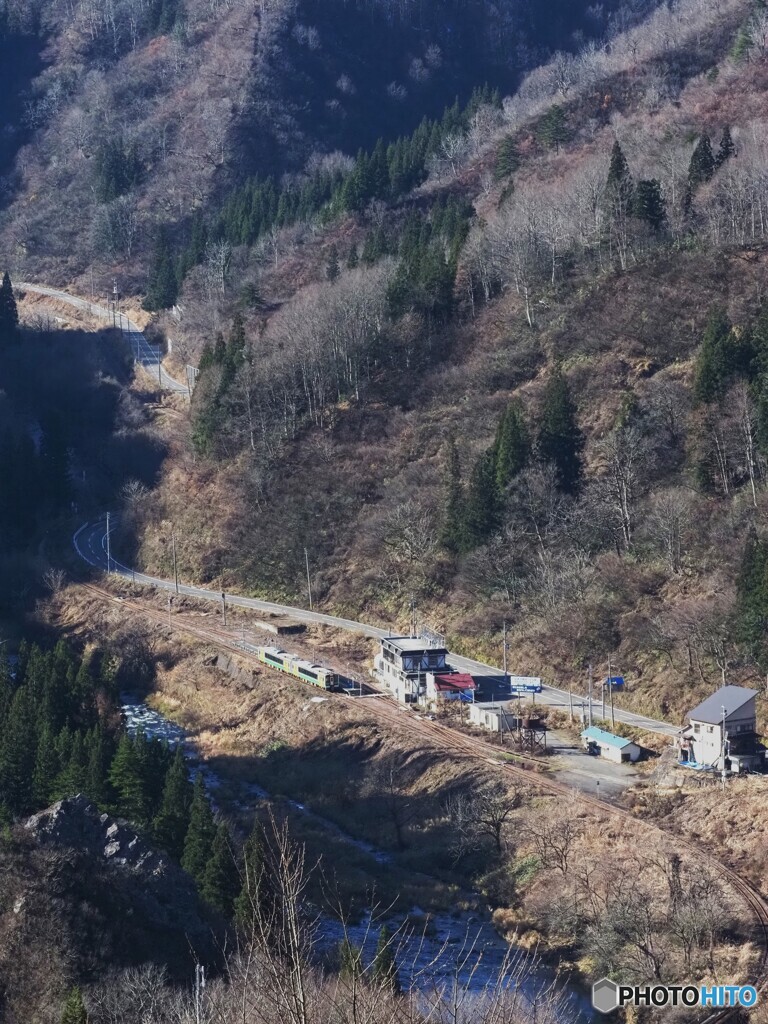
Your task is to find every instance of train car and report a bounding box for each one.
[257,646,341,691]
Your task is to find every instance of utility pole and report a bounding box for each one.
[502,621,508,681]
[172,530,179,594]
[721,704,727,792]
[221,590,227,628]
[168,594,173,628]
[568,688,573,722]
[304,547,313,610]
[610,678,615,729]
[587,662,593,728]
[105,512,111,573]
[194,964,205,1024]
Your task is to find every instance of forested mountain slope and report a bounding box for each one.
[5,0,768,724]
[0,0,658,288]
[118,0,768,724]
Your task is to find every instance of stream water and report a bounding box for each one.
[121,695,591,1018]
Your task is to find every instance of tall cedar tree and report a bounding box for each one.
[439,435,466,553]
[464,449,501,548]
[537,105,568,151]
[606,141,634,206]
[152,744,193,858]
[494,135,519,179]
[338,938,364,980]
[493,400,529,491]
[326,244,340,282]
[108,734,149,825]
[144,227,178,311]
[372,925,401,994]
[32,726,59,806]
[234,821,268,929]
[181,773,217,884]
[0,272,18,345]
[693,307,735,404]
[632,179,666,230]
[688,135,716,191]
[201,823,240,916]
[538,366,584,494]
[60,987,88,1024]
[717,127,735,167]
[0,686,36,816]
[736,530,768,668]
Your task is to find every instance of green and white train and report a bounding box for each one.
[256,646,342,691]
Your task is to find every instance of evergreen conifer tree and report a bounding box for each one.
[108,734,149,824]
[0,272,19,346]
[326,244,340,282]
[716,127,735,167]
[84,725,112,807]
[736,529,768,668]
[439,436,466,554]
[346,244,359,270]
[538,366,584,494]
[688,135,716,191]
[537,105,568,151]
[32,726,59,807]
[464,449,501,548]
[60,986,87,1024]
[632,179,666,231]
[606,141,634,207]
[181,774,216,884]
[143,228,178,311]
[234,821,267,929]
[200,823,239,916]
[0,686,36,816]
[152,745,193,858]
[493,401,529,492]
[693,307,734,404]
[338,938,364,981]
[372,925,401,993]
[494,135,519,180]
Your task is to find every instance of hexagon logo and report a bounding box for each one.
[592,977,620,1014]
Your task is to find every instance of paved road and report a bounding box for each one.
[73,517,679,738]
[19,282,189,395]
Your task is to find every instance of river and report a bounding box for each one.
[121,694,591,1018]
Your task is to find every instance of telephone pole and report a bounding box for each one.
[194,964,205,1024]
[304,547,313,610]
[502,621,508,682]
[587,662,593,728]
[172,530,179,594]
[105,512,111,573]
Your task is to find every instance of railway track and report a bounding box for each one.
[80,580,768,1015]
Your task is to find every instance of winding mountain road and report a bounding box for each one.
[19,282,189,395]
[73,516,679,738]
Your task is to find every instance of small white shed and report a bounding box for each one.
[468,702,518,734]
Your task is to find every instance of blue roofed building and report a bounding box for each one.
[581,726,641,764]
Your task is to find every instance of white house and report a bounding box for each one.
[468,701,518,734]
[679,685,763,773]
[581,726,641,764]
[373,636,450,705]
[425,672,476,704]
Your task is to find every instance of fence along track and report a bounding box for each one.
[80,582,768,1014]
